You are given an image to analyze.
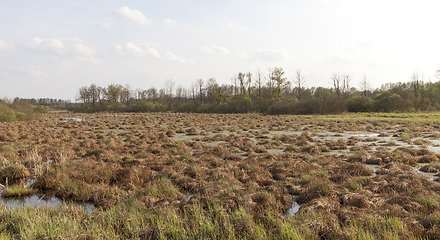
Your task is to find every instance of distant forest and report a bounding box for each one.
[70,67,440,115]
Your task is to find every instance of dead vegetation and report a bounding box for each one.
[1,112,440,238]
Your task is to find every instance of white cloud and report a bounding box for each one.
[164,51,194,64]
[125,42,162,60]
[200,46,231,56]
[113,6,151,25]
[200,46,253,59]
[18,66,48,78]
[116,42,193,64]
[163,18,177,27]
[225,22,249,32]
[235,50,249,59]
[252,49,290,62]
[0,39,13,50]
[115,44,123,54]
[75,43,96,57]
[100,22,112,29]
[24,37,102,64]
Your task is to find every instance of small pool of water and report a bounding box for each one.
[364,164,380,177]
[414,164,438,182]
[285,198,301,217]
[63,117,88,122]
[182,194,193,202]
[0,194,96,214]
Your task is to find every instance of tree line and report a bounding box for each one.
[73,67,440,114]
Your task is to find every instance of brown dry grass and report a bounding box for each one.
[0,112,440,238]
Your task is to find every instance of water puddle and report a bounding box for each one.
[0,194,96,214]
[414,164,438,182]
[25,178,36,188]
[267,149,285,155]
[364,164,380,177]
[204,141,227,147]
[285,197,301,217]
[182,194,193,202]
[63,117,88,122]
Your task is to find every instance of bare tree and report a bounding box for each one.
[410,70,425,97]
[147,87,158,103]
[158,88,166,105]
[182,88,188,100]
[237,72,246,95]
[190,81,197,103]
[245,72,252,96]
[205,78,217,103]
[88,84,101,107]
[359,74,371,96]
[293,70,305,100]
[272,67,289,99]
[196,79,204,104]
[267,68,274,98]
[121,84,132,106]
[165,79,175,110]
[255,69,265,99]
[175,85,183,103]
[231,75,238,96]
[209,83,229,105]
[331,73,341,95]
[136,88,147,100]
[342,74,352,97]
[77,86,90,104]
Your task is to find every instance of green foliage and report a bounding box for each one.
[414,195,438,208]
[0,103,16,122]
[348,95,373,112]
[33,106,48,113]
[130,99,166,112]
[2,185,34,197]
[0,99,40,122]
[266,100,296,115]
[73,76,440,115]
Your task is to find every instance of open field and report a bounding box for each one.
[1,112,440,239]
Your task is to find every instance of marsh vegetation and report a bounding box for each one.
[1,112,440,238]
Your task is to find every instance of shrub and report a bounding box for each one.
[347,95,373,112]
[0,103,16,122]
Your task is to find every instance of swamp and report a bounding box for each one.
[1,112,440,239]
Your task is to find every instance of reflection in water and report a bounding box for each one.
[182,194,193,202]
[414,164,438,182]
[63,117,87,122]
[364,164,380,177]
[172,128,440,184]
[285,198,301,217]
[0,195,95,214]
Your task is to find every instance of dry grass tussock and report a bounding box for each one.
[0,112,439,238]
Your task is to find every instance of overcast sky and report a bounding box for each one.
[1,0,439,101]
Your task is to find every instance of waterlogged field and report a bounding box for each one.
[1,112,440,239]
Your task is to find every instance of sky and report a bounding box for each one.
[1,0,439,102]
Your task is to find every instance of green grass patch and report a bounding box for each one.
[414,195,438,208]
[2,185,35,197]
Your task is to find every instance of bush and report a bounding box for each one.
[348,95,373,112]
[0,103,16,121]
[0,99,40,121]
[34,106,48,113]
[130,100,166,112]
[265,100,296,114]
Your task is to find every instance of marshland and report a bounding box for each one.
[1,111,440,239]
